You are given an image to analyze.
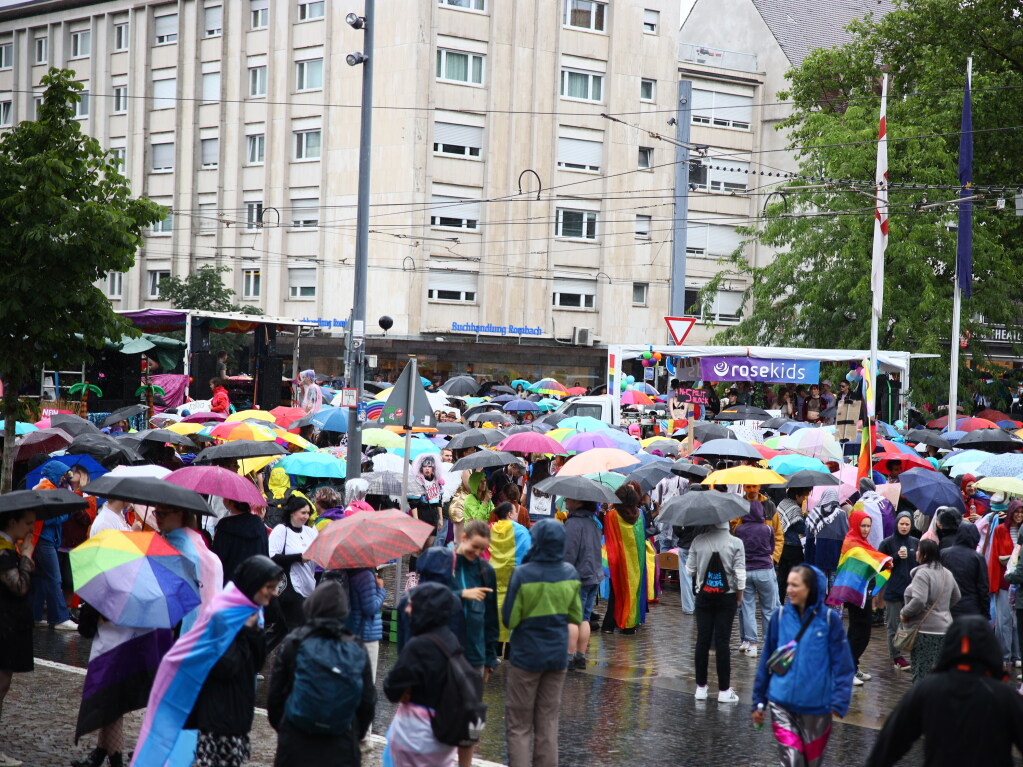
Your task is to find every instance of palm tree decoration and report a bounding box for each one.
[135,384,166,423]
[68,382,103,417]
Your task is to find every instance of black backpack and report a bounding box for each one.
[424,634,487,746]
[266,489,294,528]
[696,551,730,595]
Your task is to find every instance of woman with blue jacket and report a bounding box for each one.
[752,564,855,767]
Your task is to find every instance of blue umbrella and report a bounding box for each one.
[767,454,829,475]
[490,394,515,404]
[503,399,539,412]
[27,454,109,490]
[943,430,967,445]
[310,407,349,433]
[615,453,671,474]
[778,421,812,435]
[15,422,38,435]
[388,440,441,460]
[898,468,966,516]
[875,421,901,438]
[559,416,611,432]
[596,429,641,454]
[420,376,433,387]
[279,452,346,479]
[511,379,531,390]
[941,449,994,468]
[975,454,1023,479]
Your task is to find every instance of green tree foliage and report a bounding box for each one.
[706,0,1023,408]
[0,69,164,491]
[158,264,264,316]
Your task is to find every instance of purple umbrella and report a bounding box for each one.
[503,399,539,412]
[181,411,226,423]
[563,432,619,453]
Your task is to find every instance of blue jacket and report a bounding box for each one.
[346,568,386,642]
[453,550,499,668]
[396,548,466,650]
[752,564,855,716]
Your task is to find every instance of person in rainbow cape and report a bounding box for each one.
[490,501,531,646]
[600,485,651,635]
[131,555,283,767]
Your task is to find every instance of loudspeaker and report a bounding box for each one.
[875,376,902,424]
[191,319,211,353]
[254,355,284,411]
[254,325,277,356]
[86,351,138,410]
[190,352,217,400]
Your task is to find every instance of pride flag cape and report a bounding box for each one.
[825,541,892,609]
[604,511,648,629]
[163,527,223,634]
[490,520,531,641]
[130,584,259,767]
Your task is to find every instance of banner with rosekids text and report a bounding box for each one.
[699,357,820,384]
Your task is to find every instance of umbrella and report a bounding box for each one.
[194,440,288,463]
[447,429,494,451]
[975,454,1023,478]
[872,452,935,472]
[537,412,570,426]
[278,452,347,479]
[496,433,567,455]
[532,475,619,504]
[703,466,786,486]
[503,399,540,412]
[70,530,201,628]
[536,398,563,412]
[66,433,139,467]
[621,390,655,406]
[782,429,843,461]
[563,432,619,453]
[761,417,792,430]
[26,454,109,490]
[975,476,1023,496]
[106,464,172,479]
[388,441,442,460]
[361,428,406,448]
[598,429,642,455]
[487,384,516,395]
[510,379,532,390]
[784,470,841,489]
[714,405,771,422]
[768,454,830,476]
[306,509,435,569]
[165,466,266,506]
[904,430,952,451]
[690,423,735,442]
[897,468,967,516]
[488,395,516,404]
[952,417,1002,432]
[529,379,570,397]
[559,448,639,476]
[692,439,762,462]
[181,411,226,423]
[778,422,812,435]
[657,491,750,528]
[50,414,101,437]
[976,408,1013,423]
[0,489,89,520]
[750,443,786,460]
[567,386,588,396]
[311,407,351,432]
[559,416,611,432]
[83,475,212,516]
[137,428,199,448]
[439,376,481,396]
[270,406,307,429]
[14,427,74,460]
[940,449,995,468]
[450,451,519,472]
[671,460,712,481]
[583,472,628,491]
[210,421,278,442]
[466,411,515,424]
[165,422,207,436]
[436,423,468,435]
[226,409,276,423]
[363,470,404,496]
[954,428,1023,453]
[626,462,676,492]
[98,405,147,428]
[12,422,36,436]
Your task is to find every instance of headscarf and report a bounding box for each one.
[230,555,283,602]
[845,509,876,551]
[806,489,842,538]
[1001,499,1023,532]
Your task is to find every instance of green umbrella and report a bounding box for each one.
[583,471,627,490]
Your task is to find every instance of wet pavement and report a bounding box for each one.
[14,583,1014,766]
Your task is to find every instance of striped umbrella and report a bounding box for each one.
[529,378,570,397]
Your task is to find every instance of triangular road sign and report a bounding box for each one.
[379,361,437,428]
[664,316,696,345]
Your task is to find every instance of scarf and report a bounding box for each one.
[806,490,841,538]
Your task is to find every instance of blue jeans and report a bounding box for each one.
[739,568,780,644]
[994,589,1013,662]
[678,548,694,614]
[32,539,69,624]
[579,583,598,622]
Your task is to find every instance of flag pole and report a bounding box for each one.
[948,57,972,432]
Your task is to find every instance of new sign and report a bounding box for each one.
[699,356,820,384]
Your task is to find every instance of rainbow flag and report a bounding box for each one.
[604,511,648,629]
[825,540,892,608]
[365,400,385,421]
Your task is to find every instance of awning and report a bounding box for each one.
[118,309,319,335]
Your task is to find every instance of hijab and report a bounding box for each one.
[806,489,842,537]
[845,508,877,552]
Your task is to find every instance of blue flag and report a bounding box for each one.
[957,69,973,298]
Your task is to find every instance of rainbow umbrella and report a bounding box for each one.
[226,409,276,423]
[210,421,277,441]
[529,378,570,397]
[70,530,200,628]
[546,428,579,443]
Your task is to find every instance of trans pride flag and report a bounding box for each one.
[825,535,892,609]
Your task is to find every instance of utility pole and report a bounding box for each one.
[344,2,374,480]
[669,80,693,326]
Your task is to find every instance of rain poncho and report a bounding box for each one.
[463,472,493,522]
[344,478,373,517]
[858,478,894,549]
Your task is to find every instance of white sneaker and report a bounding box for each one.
[738,640,750,653]
[744,645,759,658]
[855,670,872,682]
[694,685,709,700]
[53,619,78,631]
[0,751,23,766]
[853,675,864,686]
[718,688,740,703]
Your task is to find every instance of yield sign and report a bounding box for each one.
[664,316,696,345]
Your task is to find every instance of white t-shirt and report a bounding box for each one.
[268,524,319,597]
[90,504,132,536]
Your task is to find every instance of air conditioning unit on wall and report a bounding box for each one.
[572,327,594,346]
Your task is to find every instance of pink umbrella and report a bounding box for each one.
[807,464,860,508]
[14,427,75,461]
[495,433,567,455]
[165,466,266,507]
[181,412,226,423]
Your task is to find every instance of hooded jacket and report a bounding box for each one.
[453,545,499,668]
[212,511,270,585]
[396,548,466,650]
[562,506,603,586]
[734,499,775,571]
[502,520,582,672]
[940,523,991,618]
[804,490,848,572]
[878,512,920,600]
[752,564,855,717]
[685,523,747,595]
[866,616,1023,767]
[463,471,494,522]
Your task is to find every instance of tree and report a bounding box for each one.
[0,69,164,491]
[705,0,1023,408]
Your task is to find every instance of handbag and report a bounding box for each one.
[894,599,938,653]
[766,607,818,676]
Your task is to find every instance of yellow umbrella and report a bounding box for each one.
[166,422,205,435]
[238,454,281,476]
[226,409,276,423]
[376,387,394,400]
[276,431,316,451]
[361,428,405,448]
[975,476,1023,496]
[702,466,786,486]
[546,428,578,443]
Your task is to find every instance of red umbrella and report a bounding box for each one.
[956,417,1001,432]
[306,509,434,569]
[181,411,226,423]
[14,427,74,461]
[270,406,307,430]
[496,432,567,455]
[165,466,266,507]
[872,452,935,472]
[567,387,587,396]
[976,409,1012,423]
[751,443,787,460]
[621,390,655,406]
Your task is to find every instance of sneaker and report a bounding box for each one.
[34,620,46,627]
[738,640,751,653]
[853,675,864,686]
[0,752,23,766]
[855,670,872,682]
[53,619,78,631]
[1016,660,1022,668]
[744,645,759,658]
[893,657,910,671]
[694,685,709,700]
[573,653,587,670]
[718,688,740,704]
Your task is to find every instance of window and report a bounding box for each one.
[427,267,478,303]
[433,118,482,158]
[151,142,174,172]
[70,31,90,58]
[251,0,269,29]
[436,49,484,86]
[643,9,659,33]
[0,100,11,126]
[154,14,178,45]
[243,269,261,298]
[686,224,743,256]
[247,133,265,164]
[147,270,171,298]
[200,138,219,168]
[197,203,217,233]
[552,277,596,309]
[110,147,126,170]
[561,68,603,102]
[112,85,128,113]
[632,282,648,306]
[114,23,129,51]
[248,64,267,97]
[33,94,43,119]
[294,129,321,160]
[557,128,602,172]
[34,37,47,64]
[202,71,221,102]
[635,214,652,239]
[298,1,325,20]
[296,58,323,91]
[640,78,655,102]
[75,91,90,118]
[204,5,223,37]
[245,201,264,230]
[556,208,597,239]
[105,272,123,298]
[152,76,176,110]
[152,213,173,234]
[288,267,316,298]
[690,158,750,193]
[563,0,606,31]
[430,187,481,230]
[0,43,10,70]
[638,146,653,169]
[290,197,319,228]
[691,89,753,130]
[686,289,743,323]
[440,0,486,10]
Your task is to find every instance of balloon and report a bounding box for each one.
[653,353,662,361]
[846,371,858,382]
[642,352,652,360]
[620,380,628,391]
[626,375,635,384]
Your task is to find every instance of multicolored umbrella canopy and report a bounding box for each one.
[306,509,435,569]
[529,378,570,397]
[210,421,277,441]
[226,409,276,423]
[70,530,200,628]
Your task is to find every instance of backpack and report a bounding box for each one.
[284,634,366,735]
[424,634,487,747]
[696,551,730,595]
[266,489,294,529]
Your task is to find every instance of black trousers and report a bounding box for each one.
[694,592,738,689]
[777,544,804,596]
[846,601,872,669]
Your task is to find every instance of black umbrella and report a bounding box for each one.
[533,475,619,504]
[136,428,199,448]
[439,376,480,396]
[954,428,1023,454]
[436,423,468,435]
[692,438,762,461]
[784,470,841,489]
[0,489,89,520]
[489,385,516,395]
[67,433,140,468]
[14,427,74,461]
[363,381,390,394]
[714,405,771,422]
[657,490,749,528]
[692,423,735,442]
[671,459,712,481]
[288,413,316,429]
[537,412,569,426]
[466,411,515,424]
[99,405,147,428]
[504,424,544,435]
[450,450,519,472]
[50,413,101,437]
[447,429,492,451]
[194,440,288,463]
[904,430,952,451]
[363,471,404,496]
[626,462,676,492]
[82,475,213,516]
[644,439,681,457]
[761,417,792,430]
[530,421,554,434]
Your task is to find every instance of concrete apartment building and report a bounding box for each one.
[0,0,679,384]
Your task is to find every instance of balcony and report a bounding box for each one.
[679,43,758,74]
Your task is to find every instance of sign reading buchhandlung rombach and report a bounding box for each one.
[699,357,820,384]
